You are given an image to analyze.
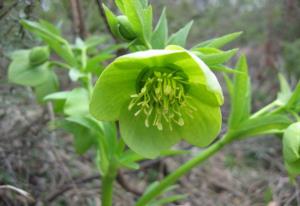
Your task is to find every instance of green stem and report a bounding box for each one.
[145,40,152,50]
[49,61,72,70]
[135,133,233,206]
[101,165,117,206]
[86,73,93,97]
[251,101,277,118]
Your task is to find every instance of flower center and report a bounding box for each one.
[128,68,196,131]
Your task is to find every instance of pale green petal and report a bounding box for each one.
[174,51,223,105]
[188,83,223,106]
[91,48,223,121]
[91,50,193,121]
[179,98,222,147]
[119,101,181,158]
[120,49,188,67]
[90,60,140,121]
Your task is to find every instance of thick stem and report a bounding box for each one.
[135,134,233,206]
[101,174,116,206]
[101,163,117,206]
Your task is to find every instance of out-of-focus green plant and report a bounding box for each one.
[7,1,300,206]
[283,39,300,78]
[283,122,300,179]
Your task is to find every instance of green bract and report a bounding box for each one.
[116,15,137,41]
[8,49,52,87]
[90,46,223,158]
[283,122,300,178]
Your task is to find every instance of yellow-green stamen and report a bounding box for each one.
[129,70,196,130]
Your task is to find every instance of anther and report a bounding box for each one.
[129,70,193,130]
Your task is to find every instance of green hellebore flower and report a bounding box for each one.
[29,46,50,66]
[283,122,300,178]
[90,46,224,158]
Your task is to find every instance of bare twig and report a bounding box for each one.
[0,1,17,20]
[0,185,35,203]
[0,0,4,9]
[46,174,100,202]
[116,170,142,196]
[69,0,86,38]
[47,170,145,203]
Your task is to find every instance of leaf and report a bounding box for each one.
[192,31,243,49]
[34,70,59,103]
[39,19,61,36]
[151,8,168,49]
[44,91,70,101]
[283,122,300,163]
[236,115,291,138]
[167,21,193,47]
[56,118,97,154]
[210,65,243,74]
[117,150,141,170]
[223,73,234,98]
[149,194,187,206]
[286,82,300,111]
[66,115,104,135]
[85,53,114,75]
[123,0,144,41]
[64,88,90,116]
[68,69,86,82]
[84,35,108,50]
[101,122,118,154]
[143,5,153,42]
[8,50,53,87]
[44,91,70,113]
[228,55,251,129]
[140,0,149,8]
[103,4,121,38]
[277,74,292,105]
[21,20,76,66]
[282,122,300,178]
[193,48,238,66]
[115,0,126,13]
[20,20,65,43]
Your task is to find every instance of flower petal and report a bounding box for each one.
[90,59,140,121]
[119,101,181,158]
[179,98,222,147]
[188,83,223,106]
[90,50,193,121]
[175,55,223,104]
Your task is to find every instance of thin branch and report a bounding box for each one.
[46,172,144,203]
[0,185,35,203]
[116,170,142,196]
[46,174,100,202]
[0,1,18,20]
[95,0,118,42]
[69,0,86,38]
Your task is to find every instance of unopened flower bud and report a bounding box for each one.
[29,47,49,67]
[117,15,136,41]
